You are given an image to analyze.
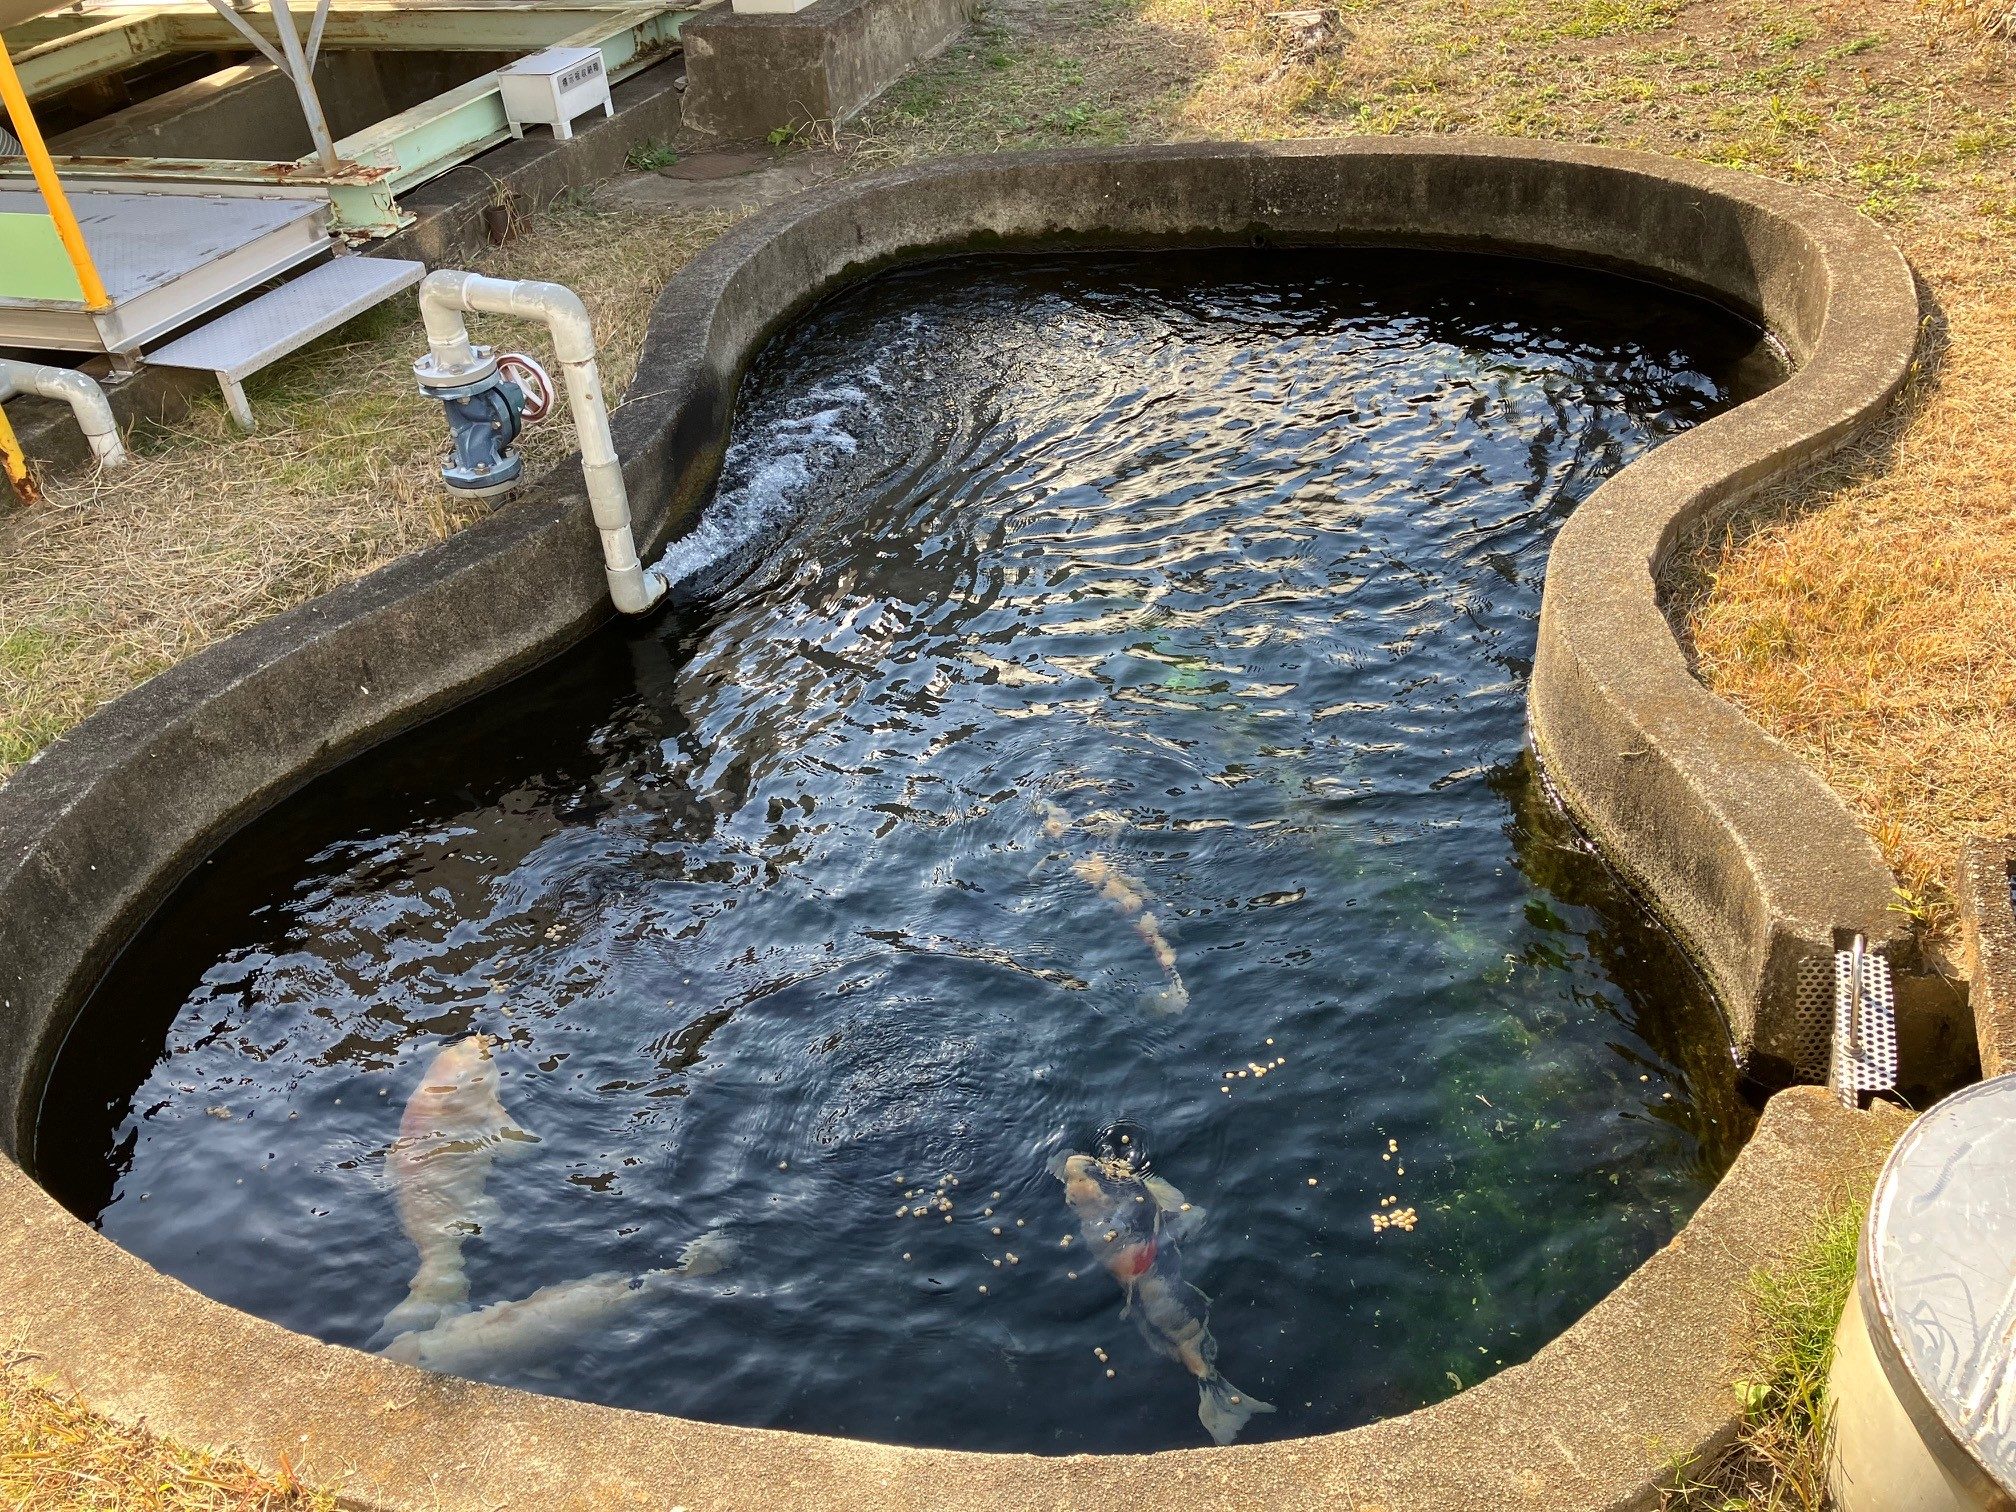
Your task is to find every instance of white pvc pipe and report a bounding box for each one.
[417,270,666,616]
[0,357,127,469]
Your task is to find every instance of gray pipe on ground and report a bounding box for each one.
[0,358,127,470]
[415,270,666,617]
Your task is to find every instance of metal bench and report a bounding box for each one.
[148,254,425,430]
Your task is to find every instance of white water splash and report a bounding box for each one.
[652,382,873,591]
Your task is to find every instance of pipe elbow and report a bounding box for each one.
[521,282,595,362]
[0,359,126,469]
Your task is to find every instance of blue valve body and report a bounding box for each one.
[429,373,527,493]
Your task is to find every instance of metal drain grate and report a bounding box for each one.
[1793,956,1835,1079]
[1831,935,1897,1109]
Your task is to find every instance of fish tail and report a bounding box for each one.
[371,1259,469,1345]
[1196,1372,1275,1446]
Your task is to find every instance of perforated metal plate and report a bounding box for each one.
[1831,944,1897,1108]
[1793,955,1834,1079]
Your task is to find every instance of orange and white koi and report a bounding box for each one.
[1051,1151,1273,1445]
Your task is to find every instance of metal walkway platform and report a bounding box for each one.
[149,252,422,427]
[0,181,330,354]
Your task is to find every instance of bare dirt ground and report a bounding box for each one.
[2,0,2011,1502]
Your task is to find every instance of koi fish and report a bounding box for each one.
[373,1034,538,1345]
[378,1231,737,1377]
[1050,1150,1273,1445]
[1036,799,1189,1013]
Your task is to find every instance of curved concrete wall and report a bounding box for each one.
[0,140,1922,1509]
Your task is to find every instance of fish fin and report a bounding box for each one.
[371,1261,470,1346]
[1141,1175,1187,1212]
[1197,1374,1275,1446]
[1149,980,1189,1015]
[377,1330,425,1365]
[1046,1150,1078,1181]
[677,1229,738,1277]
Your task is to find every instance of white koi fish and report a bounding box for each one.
[1052,1150,1273,1445]
[379,1231,737,1376]
[374,1034,538,1345]
[1070,854,1190,1014]
[1035,798,1189,1012]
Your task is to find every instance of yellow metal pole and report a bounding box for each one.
[0,34,111,312]
[0,401,38,504]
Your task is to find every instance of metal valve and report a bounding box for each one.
[414,345,555,497]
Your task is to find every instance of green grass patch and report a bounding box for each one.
[1666,1201,1862,1510]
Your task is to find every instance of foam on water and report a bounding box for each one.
[654,380,873,592]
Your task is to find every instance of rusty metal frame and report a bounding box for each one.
[0,2,694,235]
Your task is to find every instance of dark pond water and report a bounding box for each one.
[37,248,1780,1454]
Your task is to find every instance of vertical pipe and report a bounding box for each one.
[414,273,666,615]
[268,0,341,174]
[0,36,111,312]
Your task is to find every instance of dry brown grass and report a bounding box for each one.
[1680,242,2016,940]
[0,202,739,778]
[0,1352,330,1510]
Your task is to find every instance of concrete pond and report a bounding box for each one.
[0,140,1965,1508]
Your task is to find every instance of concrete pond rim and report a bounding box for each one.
[0,139,1925,1509]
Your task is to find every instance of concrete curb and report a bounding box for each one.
[1527,174,1921,1071]
[0,140,1923,1508]
[1960,838,2016,1078]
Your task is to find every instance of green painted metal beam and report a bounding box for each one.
[323,6,692,233]
[11,1,689,96]
[2,3,695,238]
[14,12,172,99]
